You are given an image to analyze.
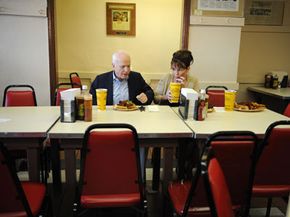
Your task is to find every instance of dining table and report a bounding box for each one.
[180,107,290,139]
[48,105,193,191]
[0,106,60,181]
[248,86,290,114]
[173,106,290,217]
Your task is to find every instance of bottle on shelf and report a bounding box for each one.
[272,74,279,89]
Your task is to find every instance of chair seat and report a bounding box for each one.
[168,181,241,217]
[0,182,46,217]
[253,185,290,197]
[81,193,140,208]
[168,181,191,215]
[23,182,46,216]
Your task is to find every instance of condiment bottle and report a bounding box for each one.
[264,73,273,88]
[84,87,93,122]
[272,74,279,89]
[197,89,206,121]
[76,85,86,120]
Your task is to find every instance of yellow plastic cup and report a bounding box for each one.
[224,90,236,111]
[96,89,107,111]
[169,82,182,103]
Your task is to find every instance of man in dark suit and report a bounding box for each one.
[90,50,154,105]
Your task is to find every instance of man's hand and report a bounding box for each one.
[136,93,148,104]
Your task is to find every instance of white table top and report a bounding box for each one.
[48,105,193,139]
[248,86,290,99]
[173,107,289,139]
[0,106,60,138]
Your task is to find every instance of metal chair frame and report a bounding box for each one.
[74,123,147,217]
[0,142,49,217]
[69,72,82,88]
[53,82,81,106]
[202,149,234,217]
[3,84,37,106]
[253,120,290,217]
[205,85,228,107]
[167,131,259,217]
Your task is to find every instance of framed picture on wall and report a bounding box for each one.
[191,0,244,17]
[244,0,285,25]
[106,2,136,36]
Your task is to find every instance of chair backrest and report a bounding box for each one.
[0,143,33,216]
[208,131,258,217]
[77,123,145,208]
[254,120,290,187]
[3,84,37,107]
[202,153,235,217]
[69,72,82,88]
[54,82,79,106]
[183,131,258,217]
[205,85,228,107]
[283,103,290,117]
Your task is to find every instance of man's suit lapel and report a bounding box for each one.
[105,71,113,105]
[127,74,134,101]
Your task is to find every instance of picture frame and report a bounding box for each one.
[244,0,285,25]
[191,0,244,17]
[106,2,136,36]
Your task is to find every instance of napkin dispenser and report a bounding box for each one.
[60,88,81,123]
[178,88,198,119]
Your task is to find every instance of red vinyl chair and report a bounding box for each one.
[3,84,37,106]
[202,152,235,217]
[167,131,258,217]
[283,103,290,117]
[73,123,147,216]
[69,72,82,88]
[205,85,228,107]
[54,82,81,106]
[0,142,48,217]
[2,84,37,174]
[253,120,290,217]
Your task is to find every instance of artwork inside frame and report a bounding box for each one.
[244,0,285,25]
[191,0,244,17]
[106,2,136,36]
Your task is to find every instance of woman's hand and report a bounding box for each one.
[175,76,187,87]
[166,90,172,101]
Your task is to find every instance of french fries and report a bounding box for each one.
[234,102,266,111]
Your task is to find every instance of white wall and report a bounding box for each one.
[0,0,50,105]
[188,16,244,90]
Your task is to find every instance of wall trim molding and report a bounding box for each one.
[58,71,239,90]
[190,15,244,27]
[0,0,46,17]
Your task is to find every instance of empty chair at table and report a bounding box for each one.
[253,120,290,217]
[73,123,147,217]
[206,85,228,107]
[2,84,37,172]
[3,84,37,106]
[69,72,82,88]
[54,82,81,106]
[202,150,235,217]
[166,131,259,217]
[0,142,50,217]
[283,103,290,117]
